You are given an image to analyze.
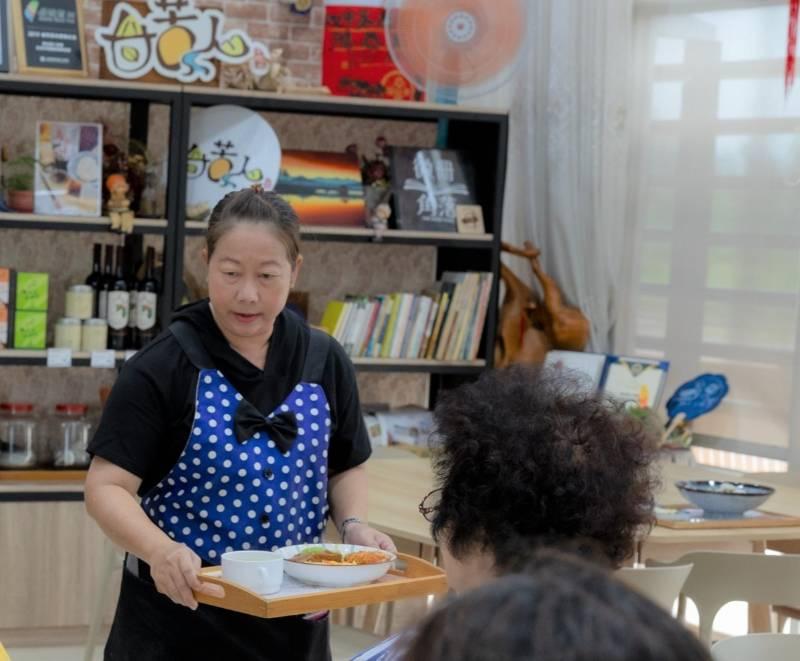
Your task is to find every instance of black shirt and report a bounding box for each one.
[89,300,371,496]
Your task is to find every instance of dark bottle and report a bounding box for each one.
[127,253,140,349]
[85,243,102,317]
[97,244,114,320]
[136,247,160,348]
[107,245,130,350]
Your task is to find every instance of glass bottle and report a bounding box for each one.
[85,243,102,317]
[136,246,159,348]
[97,244,114,321]
[107,245,130,350]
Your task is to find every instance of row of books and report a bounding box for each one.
[319,271,494,361]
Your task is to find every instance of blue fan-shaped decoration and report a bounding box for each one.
[666,374,729,423]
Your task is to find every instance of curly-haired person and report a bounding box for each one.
[399,551,710,661]
[423,363,659,592]
[353,365,661,661]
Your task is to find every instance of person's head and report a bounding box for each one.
[399,551,710,661]
[201,187,303,343]
[424,364,658,591]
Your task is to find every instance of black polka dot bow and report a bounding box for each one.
[233,400,298,453]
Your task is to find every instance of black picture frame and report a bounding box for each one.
[11,0,88,77]
[0,1,9,73]
[390,147,477,233]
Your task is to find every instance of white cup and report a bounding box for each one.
[221,550,284,595]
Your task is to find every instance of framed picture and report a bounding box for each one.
[600,355,670,410]
[11,0,88,76]
[322,2,423,101]
[455,204,485,234]
[35,121,103,217]
[544,350,607,392]
[390,147,477,233]
[274,149,366,227]
[0,1,9,73]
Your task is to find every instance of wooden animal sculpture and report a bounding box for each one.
[495,241,591,367]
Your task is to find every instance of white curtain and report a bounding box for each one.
[475,0,636,352]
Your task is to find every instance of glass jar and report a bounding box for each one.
[81,318,108,352]
[0,402,39,468]
[54,317,82,352]
[48,403,92,468]
[65,284,94,320]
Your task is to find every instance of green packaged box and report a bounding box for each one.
[15,272,49,311]
[13,310,47,349]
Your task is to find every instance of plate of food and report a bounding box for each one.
[280,543,396,588]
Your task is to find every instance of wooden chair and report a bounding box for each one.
[711,633,800,661]
[649,552,800,646]
[616,564,693,612]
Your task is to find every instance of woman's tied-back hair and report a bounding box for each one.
[206,185,301,263]
[399,551,711,661]
[430,364,659,568]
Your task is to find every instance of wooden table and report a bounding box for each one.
[366,452,800,550]
[645,463,800,550]
[365,452,800,634]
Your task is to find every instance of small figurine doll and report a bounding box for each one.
[106,174,135,233]
[369,202,391,233]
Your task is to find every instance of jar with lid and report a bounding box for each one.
[65,284,94,320]
[0,403,40,469]
[81,318,108,352]
[54,317,82,352]
[48,403,93,468]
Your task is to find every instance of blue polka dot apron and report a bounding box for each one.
[141,320,333,563]
[104,320,334,661]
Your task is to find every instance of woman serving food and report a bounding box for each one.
[85,187,395,661]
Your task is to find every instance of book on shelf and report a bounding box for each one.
[317,271,493,362]
[362,406,435,448]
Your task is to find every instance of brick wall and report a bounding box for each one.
[80,0,326,85]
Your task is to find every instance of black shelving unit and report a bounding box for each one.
[0,75,509,403]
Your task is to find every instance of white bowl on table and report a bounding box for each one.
[280,543,396,588]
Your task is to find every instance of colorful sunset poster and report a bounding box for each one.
[275,150,366,227]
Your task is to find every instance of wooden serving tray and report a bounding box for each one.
[655,505,800,530]
[0,469,87,481]
[195,553,447,618]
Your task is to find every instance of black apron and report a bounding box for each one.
[104,321,332,661]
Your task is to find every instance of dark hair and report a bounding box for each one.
[430,364,659,568]
[206,187,300,262]
[400,551,710,661]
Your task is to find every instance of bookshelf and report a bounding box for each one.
[0,74,509,404]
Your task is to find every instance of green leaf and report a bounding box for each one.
[221,35,247,58]
[122,46,139,62]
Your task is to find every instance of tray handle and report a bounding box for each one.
[195,572,269,618]
[389,552,442,579]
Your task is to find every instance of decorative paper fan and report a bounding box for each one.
[385,0,529,100]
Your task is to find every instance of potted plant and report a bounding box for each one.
[4,156,36,213]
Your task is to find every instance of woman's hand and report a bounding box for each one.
[147,540,225,609]
[344,522,397,553]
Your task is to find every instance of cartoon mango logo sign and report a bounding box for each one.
[96,0,263,84]
[187,140,265,188]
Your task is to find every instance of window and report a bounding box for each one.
[629,2,800,454]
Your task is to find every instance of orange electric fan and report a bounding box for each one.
[384,0,529,101]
